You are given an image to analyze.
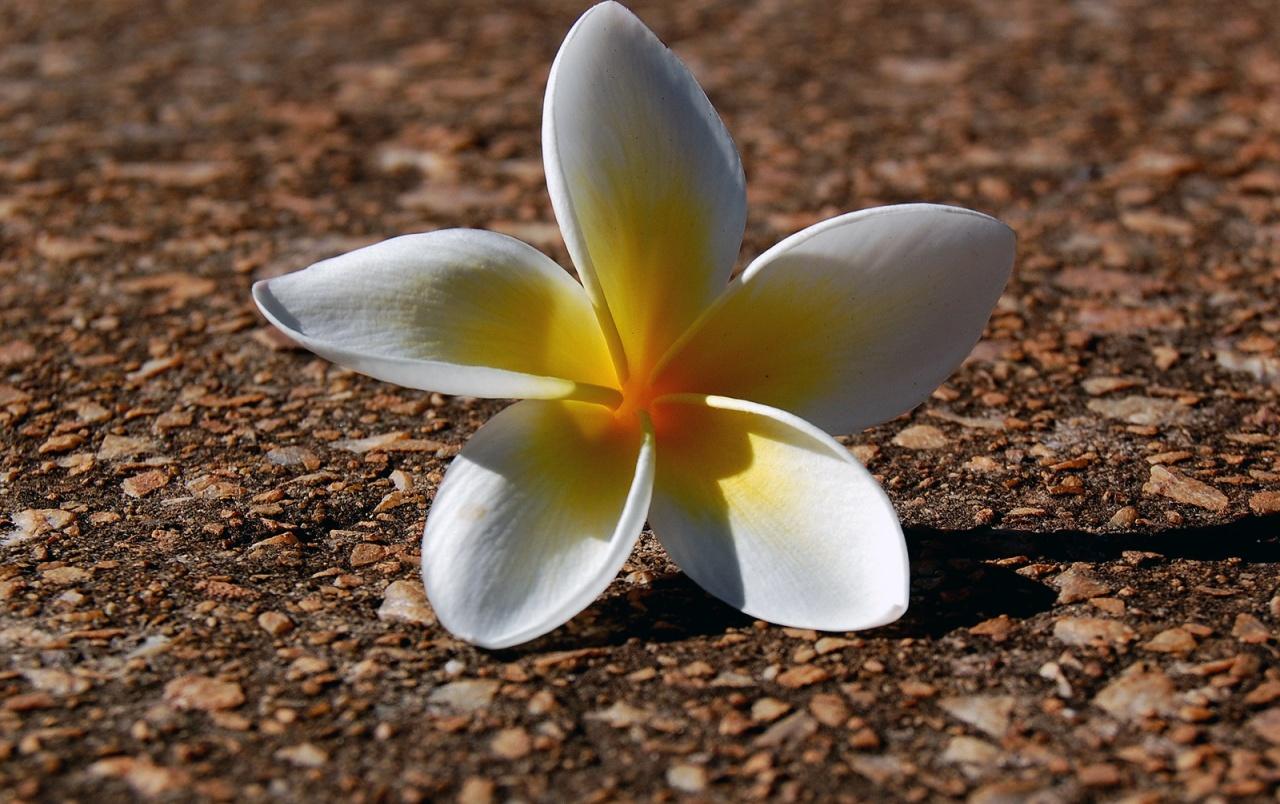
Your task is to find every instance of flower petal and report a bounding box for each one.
[653,204,1015,434]
[253,229,619,403]
[648,394,908,632]
[544,1,746,377]
[422,400,654,649]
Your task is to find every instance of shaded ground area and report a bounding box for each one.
[2,0,1279,800]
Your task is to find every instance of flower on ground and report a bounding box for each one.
[253,2,1015,649]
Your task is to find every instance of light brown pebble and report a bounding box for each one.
[257,611,294,637]
[666,763,707,793]
[457,776,494,804]
[1232,613,1270,644]
[275,742,328,768]
[892,424,947,450]
[122,469,170,498]
[1093,662,1178,721]
[490,727,531,760]
[1141,627,1196,654]
[751,697,791,723]
[1053,617,1136,647]
[1248,491,1280,515]
[776,665,829,689]
[377,580,435,626]
[1142,465,1227,512]
[937,695,1015,738]
[163,675,245,711]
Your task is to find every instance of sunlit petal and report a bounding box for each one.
[422,400,654,649]
[653,204,1015,434]
[648,394,909,631]
[253,229,619,403]
[544,1,746,378]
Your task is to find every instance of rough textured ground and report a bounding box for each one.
[2,0,1280,801]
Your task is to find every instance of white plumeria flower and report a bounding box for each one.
[253,2,1015,649]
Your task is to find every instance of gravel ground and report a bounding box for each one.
[2,0,1279,800]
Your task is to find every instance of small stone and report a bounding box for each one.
[97,434,158,460]
[350,543,388,568]
[941,735,1002,766]
[23,668,90,696]
[754,711,817,747]
[1053,564,1112,604]
[808,693,849,727]
[1232,613,1270,644]
[458,777,495,804]
[751,697,791,723]
[1244,681,1280,706]
[275,742,328,768]
[42,566,89,584]
[1142,627,1196,654]
[776,665,829,688]
[5,692,56,711]
[899,680,937,698]
[666,763,707,793]
[892,424,948,450]
[376,580,435,626]
[1082,376,1142,395]
[848,727,881,750]
[1094,663,1178,721]
[1087,395,1189,425]
[1108,506,1139,528]
[5,508,74,547]
[0,339,36,366]
[587,700,650,728]
[429,679,498,713]
[89,756,190,798]
[490,727,531,760]
[968,615,1013,642]
[937,695,1015,738]
[38,433,84,454]
[122,469,169,498]
[1142,466,1227,512]
[1053,617,1136,647]
[257,611,293,636]
[1248,708,1280,744]
[1248,491,1280,515]
[266,446,321,470]
[965,455,1001,473]
[1077,762,1122,787]
[163,675,245,711]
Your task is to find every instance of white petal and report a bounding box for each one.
[544,1,746,376]
[422,400,654,649]
[654,204,1015,434]
[253,229,619,403]
[649,394,908,631]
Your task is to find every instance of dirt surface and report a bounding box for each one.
[3,0,1280,800]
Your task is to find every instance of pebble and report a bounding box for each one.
[23,668,91,696]
[666,763,707,793]
[1142,466,1228,512]
[1053,564,1112,604]
[266,446,321,470]
[941,735,1001,766]
[1054,617,1137,647]
[163,675,245,711]
[1248,491,1280,515]
[1141,627,1196,654]
[5,508,74,546]
[937,695,1014,738]
[122,469,169,498]
[457,777,495,804]
[97,434,157,460]
[1248,708,1280,745]
[807,693,848,726]
[490,727,532,760]
[376,580,435,626]
[89,756,190,798]
[1087,395,1189,425]
[1231,613,1269,644]
[891,424,948,450]
[350,543,388,567]
[751,697,791,723]
[775,665,829,688]
[429,679,498,713]
[587,700,650,728]
[1093,663,1177,721]
[275,742,329,768]
[253,610,291,637]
